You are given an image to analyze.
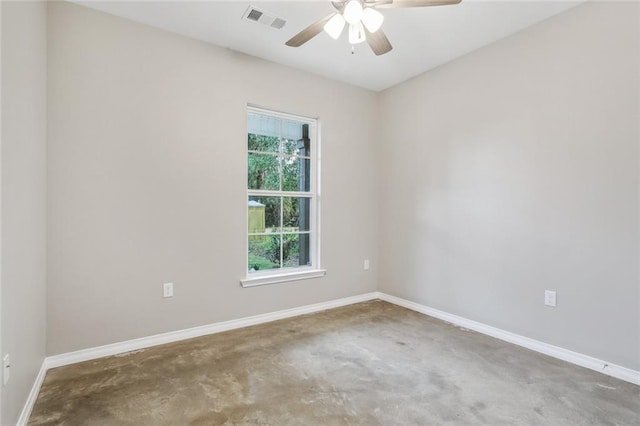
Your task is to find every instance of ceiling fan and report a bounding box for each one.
[285,0,462,56]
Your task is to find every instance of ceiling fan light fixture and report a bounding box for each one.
[343,0,364,25]
[348,21,366,44]
[362,8,384,33]
[323,13,346,40]
[286,0,463,56]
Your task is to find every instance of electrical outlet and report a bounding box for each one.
[3,354,10,385]
[163,282,174,298]
[544,290,557,307]
[363,259,370,270]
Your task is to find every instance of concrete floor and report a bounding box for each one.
[30,300,639,425]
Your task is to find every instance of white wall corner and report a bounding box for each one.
[16,359,48,426]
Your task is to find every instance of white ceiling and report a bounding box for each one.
[74,0,583,91]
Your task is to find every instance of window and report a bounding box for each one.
[242,106,324,287]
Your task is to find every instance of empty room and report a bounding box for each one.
[1,0,639,424]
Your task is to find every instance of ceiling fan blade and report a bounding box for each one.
[364,27,393,56]
[285,13,336,47]
[376,0,461,8]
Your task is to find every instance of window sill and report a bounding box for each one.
[240,269,326,288]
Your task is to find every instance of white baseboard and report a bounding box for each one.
[16,358,48,426]
[20,292,378,424]
[47,292,379,369]
[376,291,640,386]
[18,290,639,424]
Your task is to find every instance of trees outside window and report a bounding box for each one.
[246,108,318,275]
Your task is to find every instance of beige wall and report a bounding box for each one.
[46,0,640,373]
[47,1,379,355]
[1,1,48,423]
[0,0,636,419]
[378,1,639,371]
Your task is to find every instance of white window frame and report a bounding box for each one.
[241,105,324,288]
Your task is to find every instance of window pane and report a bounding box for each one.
[282,234,312,268]
[282,138,310,157]
[248,234,281,272]
[248,153,280,191]
[282,156,310,192]
[248,196,281,232]
[282,197,310,232]
[247,108,317,275]
[248,133,279,153]
[248,113,303,141]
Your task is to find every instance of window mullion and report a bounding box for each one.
[248,190,314,198]
[248,150,280,157]
[279,195,284,268]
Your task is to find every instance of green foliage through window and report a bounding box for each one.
[247,111,315,274]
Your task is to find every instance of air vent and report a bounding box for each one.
[271,18,286,30]
[242,6,286,30]
[247,9,263,22]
